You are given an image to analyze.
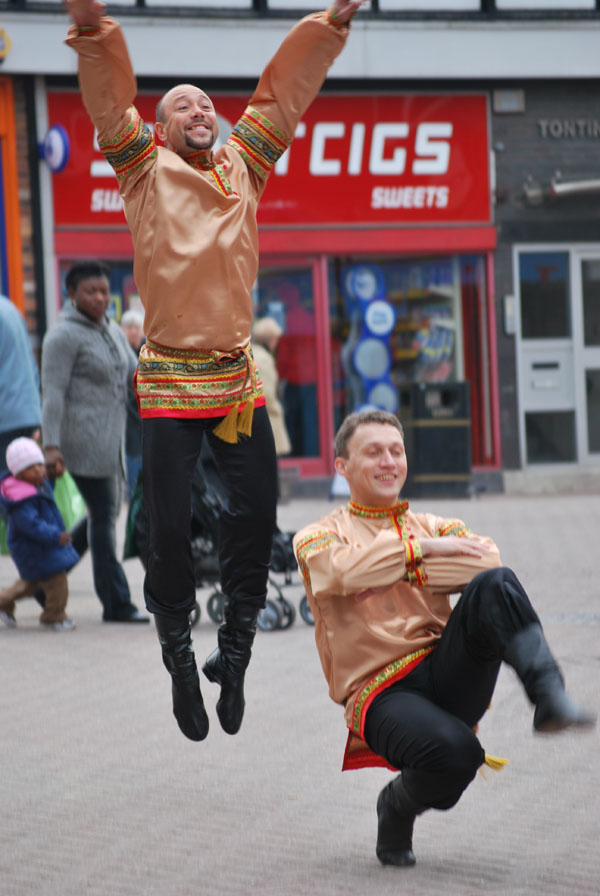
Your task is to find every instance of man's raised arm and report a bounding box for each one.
[64,0,138,146]
[233,1,364,161]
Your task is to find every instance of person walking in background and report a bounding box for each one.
[120,309,145,500]
[0,295,42,473]
[63,0,362,742]
[0,437,78,631]
[252,317,291,460]
[120,309,144,355]
[41,261,148,624]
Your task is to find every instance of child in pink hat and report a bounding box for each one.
[0,437,79,631]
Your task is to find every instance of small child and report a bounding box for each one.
[0,437,79,631]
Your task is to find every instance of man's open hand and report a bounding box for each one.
[65,0,106,28]
[330,0,367,25]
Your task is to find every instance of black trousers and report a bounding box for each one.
[364,567,539,810]
[141,406,278,618]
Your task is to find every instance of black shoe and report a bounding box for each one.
[103,607,150,623]
[155,613,209,742]
[376,776,426,868]
[504,624,596,734]
[534,691,596,733]
[202,599,259,735]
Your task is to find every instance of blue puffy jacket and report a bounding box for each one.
[0,473,79,581]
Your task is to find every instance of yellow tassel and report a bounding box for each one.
[213,404,241,444]
[237,400,254,438]
[483,753,509,772]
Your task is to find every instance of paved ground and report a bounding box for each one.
[1,491,599,896]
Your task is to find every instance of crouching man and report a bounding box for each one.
[294,409,595,867]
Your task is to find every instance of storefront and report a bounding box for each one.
[46,87,499,480]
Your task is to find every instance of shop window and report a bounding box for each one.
[525,410,576,463]
[328,255,464,422]
[328,253,495,466]
[519,251,571,340]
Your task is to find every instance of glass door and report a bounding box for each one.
[573,253,600,462]
[254,258,333,476]
[515,249,577,465]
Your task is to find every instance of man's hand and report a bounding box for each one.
[419,536,491,559]
[44,446,66,479]
[330,0,366,25]
[65,0,105,28]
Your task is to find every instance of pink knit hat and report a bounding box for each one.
[6,437,45,476]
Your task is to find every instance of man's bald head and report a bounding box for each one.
[156,84,212,124]
[154,85,219,156]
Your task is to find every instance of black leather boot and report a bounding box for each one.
[376,775,427,867]
[202,599,259,735]
[504,623,596,733]
[154,613,209,742]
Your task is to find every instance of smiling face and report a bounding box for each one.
[155,85,219,156]
[334,422,408,507]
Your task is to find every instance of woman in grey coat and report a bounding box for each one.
[41,261,147,623]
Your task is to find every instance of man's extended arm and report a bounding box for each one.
[65,0,140,148]
[247,4,358,140]
[228,2,363,187]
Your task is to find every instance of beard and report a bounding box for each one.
[184,127,215,151]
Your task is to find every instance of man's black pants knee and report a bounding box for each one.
[141,406,278,617]
[364,567,540,810]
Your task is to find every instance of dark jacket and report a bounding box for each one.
[0,473,79,581]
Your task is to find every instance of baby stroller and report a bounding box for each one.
[123,446,300,630]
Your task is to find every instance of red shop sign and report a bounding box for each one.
[47,90,491,229]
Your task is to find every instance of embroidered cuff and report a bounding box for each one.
[436,521,470,538]
[228,106,291,180]
[405,537,427,587]
[326,6,346,29]
[295,529,342,590]
[98,106,157,181]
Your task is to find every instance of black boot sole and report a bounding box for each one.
[202,654,244,735]
[172,683,209,742]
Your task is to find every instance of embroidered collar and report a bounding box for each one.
[185,149,215,171]
[348,499,408,519]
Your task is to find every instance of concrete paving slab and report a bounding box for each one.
[1,492,599,895]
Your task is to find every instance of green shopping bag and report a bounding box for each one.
[53,471,86,529]
[0,515,8,555]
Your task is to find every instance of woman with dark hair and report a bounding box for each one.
[41,261,147,623]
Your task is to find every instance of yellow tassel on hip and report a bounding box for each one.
[237,400,254,437]
[212,401,255,443]
[213,404,242,444]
